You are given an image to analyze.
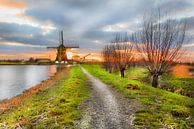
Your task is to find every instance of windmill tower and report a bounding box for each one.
[47,30,79,63]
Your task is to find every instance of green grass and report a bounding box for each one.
[161,74,194,97]
[126,67,148,78]
[82,64,194,129]
[126,67,149,82]
[126,67,194,97]
[0,61,32,65]
[0,66,91,128]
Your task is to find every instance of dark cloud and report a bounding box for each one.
[156,0,192,12]
[0,22,60,47]
[182,16,194,31]
[0,22,40,36]
[0,0,194,54]
[0,45,46,54]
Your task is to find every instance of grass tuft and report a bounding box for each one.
[0,66,90,128]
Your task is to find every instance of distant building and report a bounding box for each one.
[35,58,51,64]
[28,57,35,62]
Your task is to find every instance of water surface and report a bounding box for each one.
[0,65,58,100]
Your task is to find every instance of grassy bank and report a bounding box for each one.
[0,66,70,113]
[0,61,33,65]
[0,66,90,128]
[125,67,194,97]
[161,74,194,97]
[82,64,194,128]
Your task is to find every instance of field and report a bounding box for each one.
[161,74,194,97]
[83,64,194,128]
[0,61,32,65]
[126,67,194,97]
[1,64,193,128]
[0,66,91,128]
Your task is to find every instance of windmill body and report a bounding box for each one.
[55,44,68,63]
[47,31,79,63]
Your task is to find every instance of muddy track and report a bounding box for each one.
[77,67,138,129]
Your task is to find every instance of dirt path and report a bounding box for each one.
[77,67,137,129]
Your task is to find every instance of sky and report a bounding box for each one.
[0,0,194,61]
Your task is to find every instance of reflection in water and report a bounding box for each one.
[0,65,58,100]
[49,65,57,75]
[170,64,194,78]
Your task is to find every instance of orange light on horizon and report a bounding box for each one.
[0,0,27,8]
[0,47,193,63]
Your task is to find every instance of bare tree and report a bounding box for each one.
[102,33,133,77]
[112,33,134,77]
[102,44,114,73]
[130,11,187,87]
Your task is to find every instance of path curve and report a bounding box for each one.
[78,67,136,129]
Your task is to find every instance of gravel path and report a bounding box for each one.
[77,67,138,129]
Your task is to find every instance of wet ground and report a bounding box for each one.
[77,67,138,129]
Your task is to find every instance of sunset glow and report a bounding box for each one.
[0,0,194,62]
[0,1,194,128]
[0,0,27,8]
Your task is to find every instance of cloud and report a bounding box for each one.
[0,0,27,8]
[183,43,194,47]
[0,22,60,53]
[0,41,45,48]
[181,16,194,31]
[0,0,194,55]
[156,0,192,12]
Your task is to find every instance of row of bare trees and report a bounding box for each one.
[102,33,133,77]
[102,11,187,87]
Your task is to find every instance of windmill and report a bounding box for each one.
[47,31,79,63]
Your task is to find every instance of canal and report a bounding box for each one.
[0,65,59,100]
[0,64,193,101]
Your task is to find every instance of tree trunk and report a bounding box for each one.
[152,74,158,87]
[105,67,108,71]
[120,69,125,78]
[109,69,112,73]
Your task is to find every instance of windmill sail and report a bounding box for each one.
[47,30,79,63]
